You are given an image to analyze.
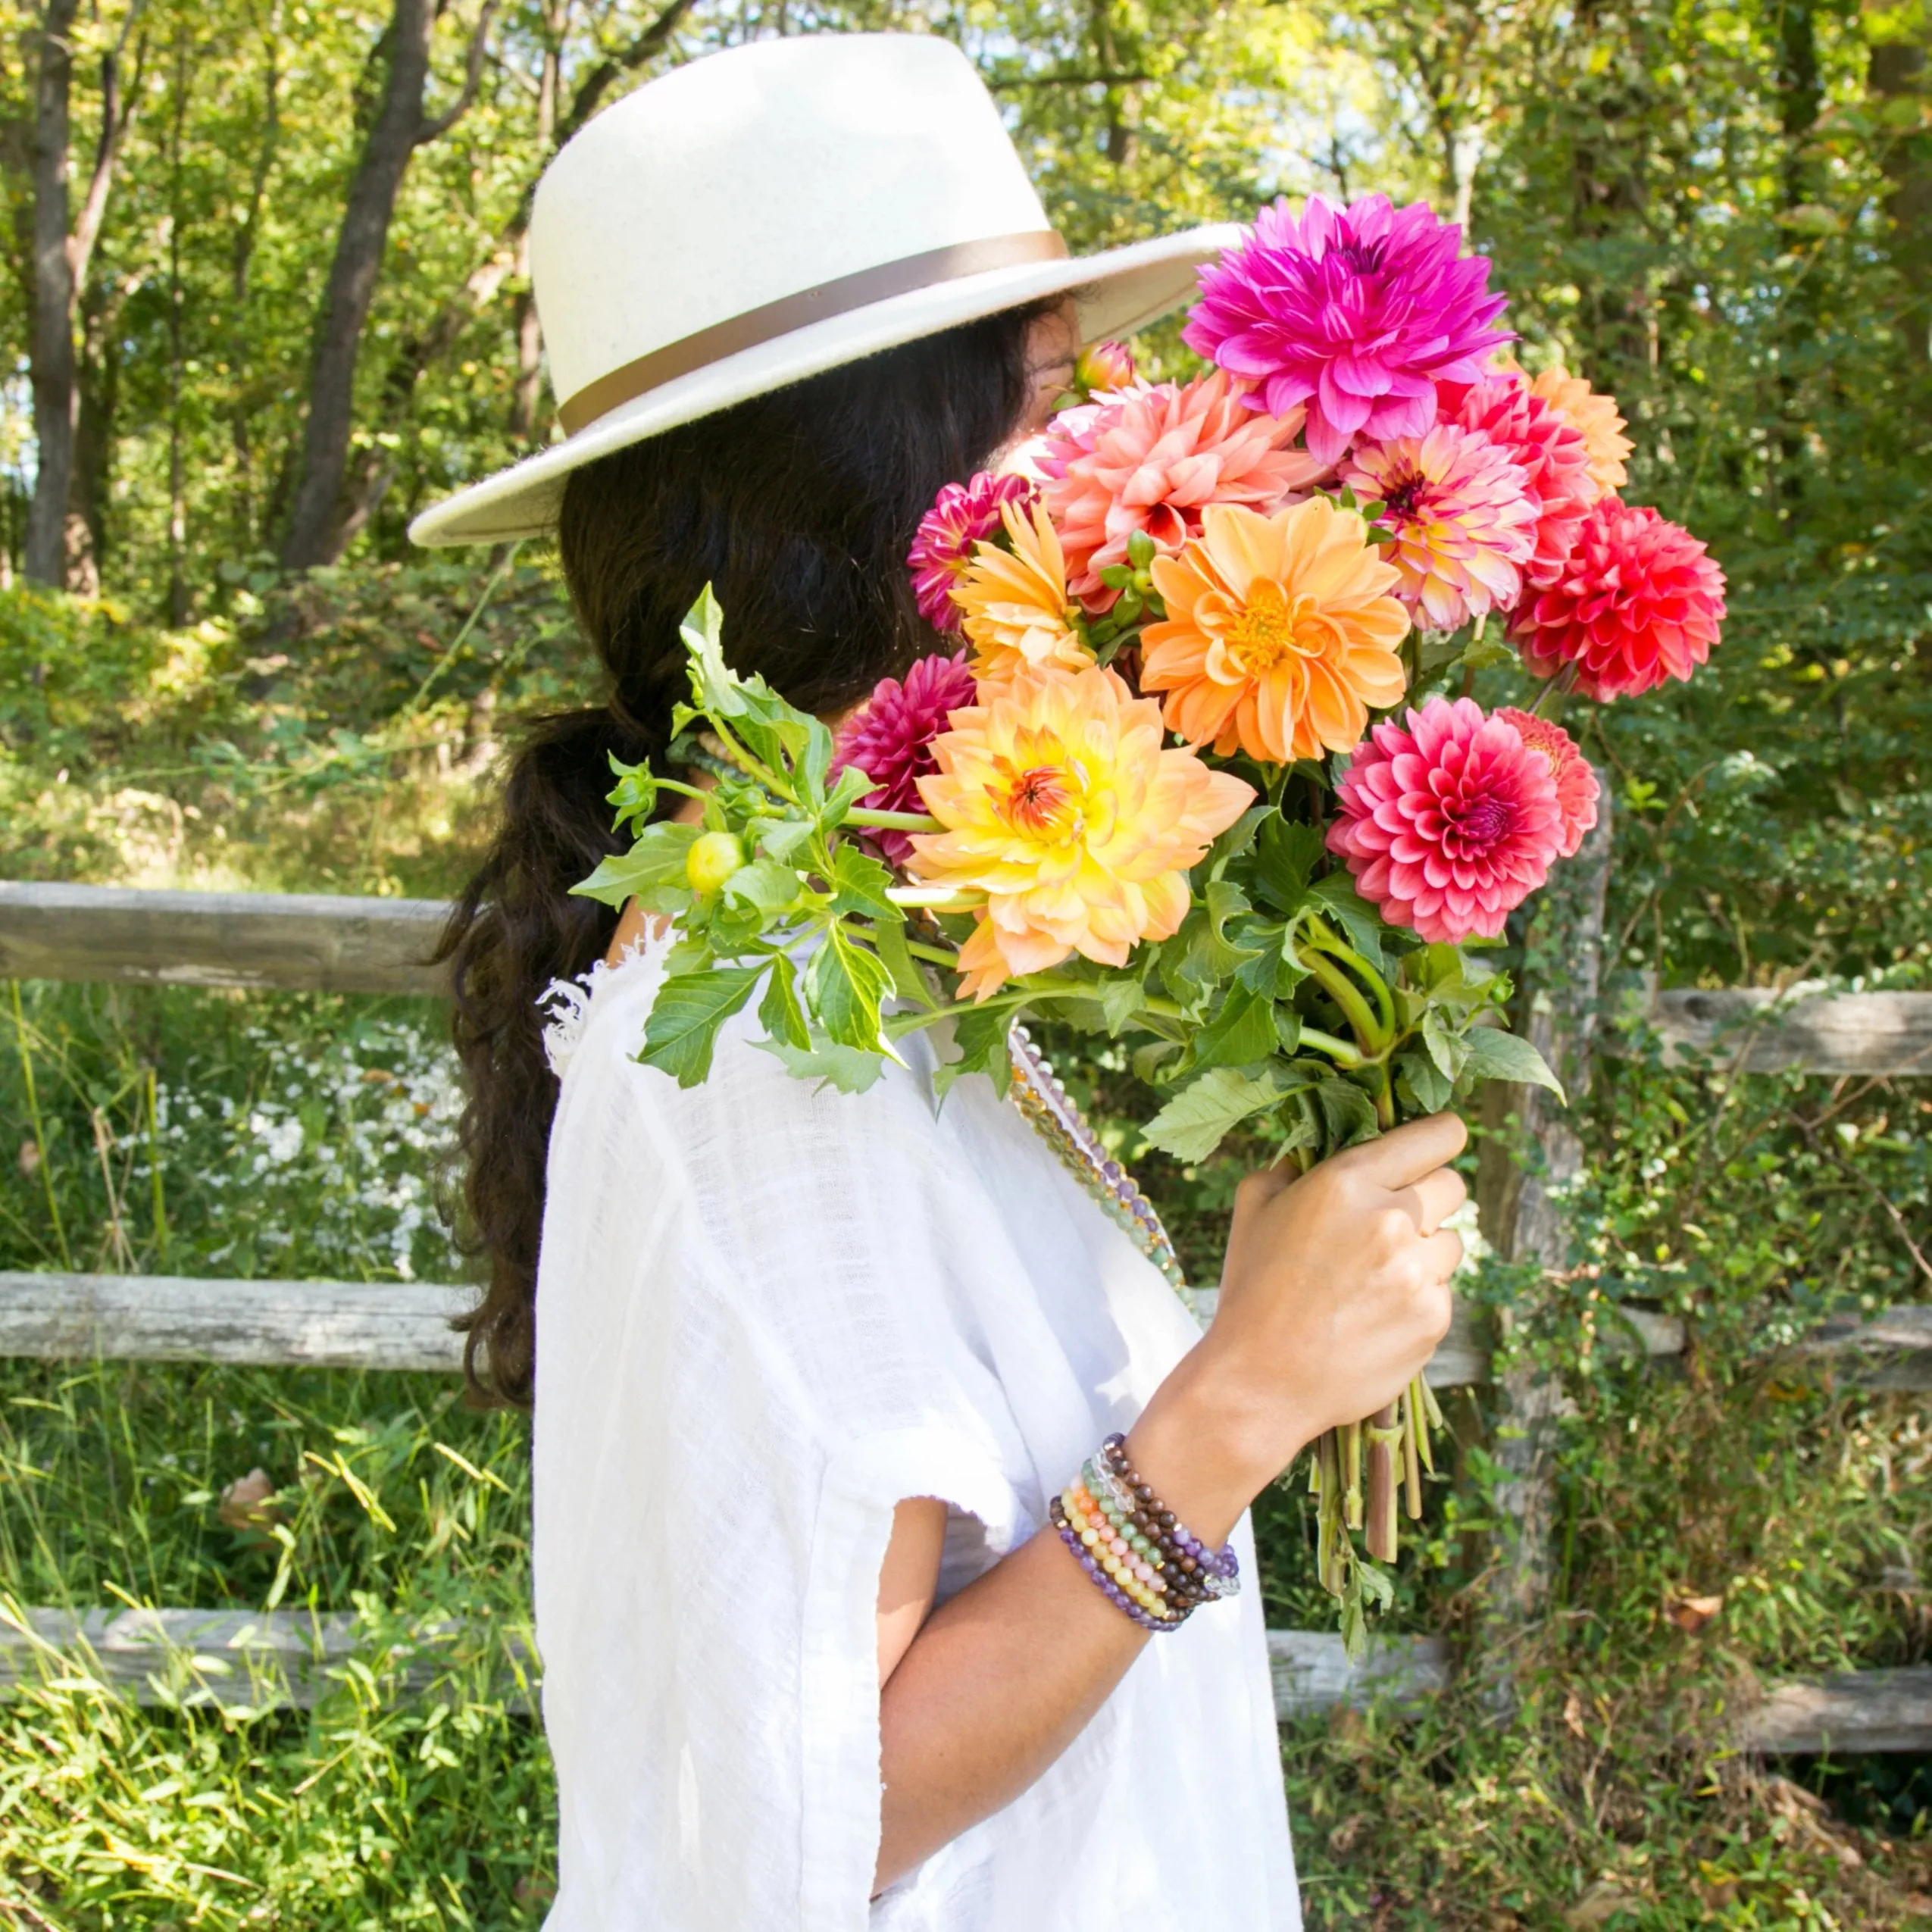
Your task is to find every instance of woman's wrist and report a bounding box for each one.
[1124,1347,1311,1549]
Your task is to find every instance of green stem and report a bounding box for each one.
[1299,945,1386,1055]
[705,716,790,799]
[1302,917,1398,1043]
[846,806,943,833]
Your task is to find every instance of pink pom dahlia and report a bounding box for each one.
[830,652,980,864]
[1327,696,1565,944]
[1183,194,1513,469]
[1038,369,1323,610]
[1508,500,1727,700]
[1343,423,1538,630]
[1491,707,1599,857]
[1451,374,1595,588]
[908,473,1038,631]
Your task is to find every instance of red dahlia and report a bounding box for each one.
[1508,501,1727,700]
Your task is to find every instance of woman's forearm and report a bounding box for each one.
[874,1360,1277,1891]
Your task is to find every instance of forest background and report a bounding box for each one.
[0,0,1927,1925]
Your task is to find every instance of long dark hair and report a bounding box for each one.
[437,302,1050,1406]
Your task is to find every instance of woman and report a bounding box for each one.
[417,33,1465,1930]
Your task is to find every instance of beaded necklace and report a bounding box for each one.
[1006,1024,1188,1296]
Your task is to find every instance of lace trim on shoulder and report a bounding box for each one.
[539,930,665,1079]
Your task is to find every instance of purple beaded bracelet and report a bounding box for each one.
[1049,1433,1242,1634]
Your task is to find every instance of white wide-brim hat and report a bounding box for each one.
[410,33,1236,548]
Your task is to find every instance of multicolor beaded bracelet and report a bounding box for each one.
[1049,1431,1240,1633]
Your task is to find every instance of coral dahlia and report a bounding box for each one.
[949,499,1093,681]
[830,652,980,865]
[1327,696,1565,944]
[1342,424,1538,630]
[908,472,1038,631]
[1491,707,1599,858]
[1508,500,1727,700]
[1140,499,1410,764]
[908,664,1254,999]
[1451,374,1595,589]
[1038,368,1324,610]
[1526,364,1632,497]
[1183,194,1513,469]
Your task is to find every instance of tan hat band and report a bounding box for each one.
[556,230,1070,436]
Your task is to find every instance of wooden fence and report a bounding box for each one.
[2,880,1927,1749]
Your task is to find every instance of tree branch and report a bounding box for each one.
[415,0,501,145]
[69,3,147,295]
[555,0,696,148]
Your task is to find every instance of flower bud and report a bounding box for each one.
[685,830,746,896]
[1074,339,1136,395]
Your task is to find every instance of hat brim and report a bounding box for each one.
[408,224,1238,548]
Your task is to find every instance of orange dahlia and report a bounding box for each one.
[908,664,1254,999]
[1525,364,1632,498]
[949,499,1093,680]
[1140,499,1410,765]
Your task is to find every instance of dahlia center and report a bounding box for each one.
[1381,474,1426,519]
[1447,794,1517,855]
[997,760,1081,840]
[1224,578,1333,671]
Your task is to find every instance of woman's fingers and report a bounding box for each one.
[1333,1113,1468,1191]
[1393,1165,1468,1236]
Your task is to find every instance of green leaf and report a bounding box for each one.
[869,911,936,1009]
[1208,805,1272,877]
[753,1035,886,1093]
[1396,1047,1455,1115]
[638,965,765,1086]
[1422,1005,1468,1081]
[757,952,811,1051]
[933,1003,1014,1102]
[1190,985,1282,1071]
[1142,1065,1286,1163]
[679,585,736,714]
[810,924,894,1053]
[1462,1027,1566,1102]
[1311,1076,1380,1148]
[819,763,877,827]
[1096,973,1150,1035]
[723,858,806,915]
[1252,817,1325,917]
[751,814,815,862]
[1274,1005,1302,1055]
[1307,872,1388,972]
[572,821,702,909]
[827,843,899,922]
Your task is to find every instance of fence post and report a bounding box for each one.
[1476,778,1614,1630]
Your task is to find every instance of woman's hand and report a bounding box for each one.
[1127,1113,1468,1543]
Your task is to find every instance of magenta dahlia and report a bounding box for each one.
[1508,500,1727,700]
[1491,707,1599,857]
[1326,696,1565,943]
[1343,423,1538,630]
[830,652,980,864]
[1452,374,1596,588]
[908,474,1039,632]
[1183,194,1513,469]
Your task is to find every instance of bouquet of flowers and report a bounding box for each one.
[577,193,1727,1652]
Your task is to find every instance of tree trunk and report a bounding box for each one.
[25,0,83,587]
[278,0,439,571]
[1870,18,1932,361]
[67,280,120,593]
[1477,780,1615,1631]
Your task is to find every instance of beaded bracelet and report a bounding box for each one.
[1049,1431,1240,1633]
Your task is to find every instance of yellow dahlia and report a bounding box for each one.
[949,499,1093,680]
[909,664,1254,999]
[1525,364,1632,498]
[1140,499,1410,765]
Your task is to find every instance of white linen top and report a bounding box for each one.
[532,937,1300,1931]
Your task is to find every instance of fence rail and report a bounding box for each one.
[4,880,1928,1751]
